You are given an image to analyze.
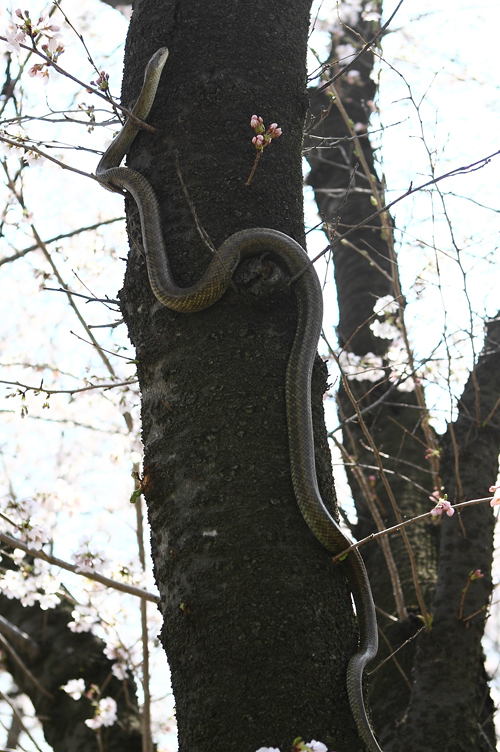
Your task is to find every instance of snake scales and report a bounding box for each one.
[96,48,382,752]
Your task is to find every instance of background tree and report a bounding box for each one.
[1,1,500,752]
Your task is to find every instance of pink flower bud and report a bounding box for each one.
[267,124,282,138]
[430,497,454,517]
[489,484,500,506]
[15,8,23,17]
[250,115,263,130]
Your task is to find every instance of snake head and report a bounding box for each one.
[144,47,169,81]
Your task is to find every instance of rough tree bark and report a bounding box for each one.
[118,1,374,751]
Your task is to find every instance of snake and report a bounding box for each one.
[96,47,382,752]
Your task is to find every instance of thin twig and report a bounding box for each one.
[0,616,38,659]
[0,133,95,180]
[331,431,407,620]
[133,464,153,752]
[0,531,159,603]
[331,496,495,563]
[313,0,405,95]
[0,35,156,131]
[0,217,124,267]
[1,378,137,396]
[370,625,426,679]
[0,688,46,752]
[0,634,53,699]
[290,149,500,285]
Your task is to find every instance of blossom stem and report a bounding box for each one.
[245,149,262,186]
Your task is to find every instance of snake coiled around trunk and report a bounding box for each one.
[96,47,382,752]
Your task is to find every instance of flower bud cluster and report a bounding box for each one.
[90,70,110,92]
[429,493,454,517]
[250,114,282,151]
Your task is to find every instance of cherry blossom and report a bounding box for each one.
[68,605,100,633]
[373,296,399,316]
[2,9,65,81]
[72,534,108,573]
[250,115,263,130]
[85,696,118,729]
[104,642,132,680]
[362,2,382,22]
[346,69,361,85]
[61,678,86,700]
[4,22,26,52]
[308,742,328,752]
[337,349,385,383]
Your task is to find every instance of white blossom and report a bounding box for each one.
[307,742,328,752]
[4,22,26,52]
[104,643,130,679]
[38,591,60,609]
[85,697,118,729]
[15,521,50,550]
[362,2,382,22]
[61,678,86,700]
[338,0,363,26]
[12,548,26,564]
[337,350,385,382]
[373,295,399,316]
[370,319,400,340]
[345,69,361,85]
[111,662,129,680]
[72,535,108,573]
[68,605,99,633]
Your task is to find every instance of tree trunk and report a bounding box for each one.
[120,2,368,751]
[305,6,499,751]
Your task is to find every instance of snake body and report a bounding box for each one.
[96,48,382,752]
